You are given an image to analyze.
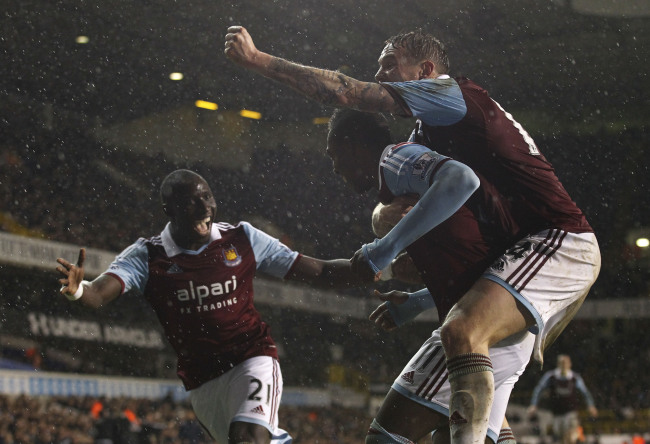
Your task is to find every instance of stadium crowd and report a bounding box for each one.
[0,394,374,444]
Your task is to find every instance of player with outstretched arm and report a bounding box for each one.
[56,169,375,444]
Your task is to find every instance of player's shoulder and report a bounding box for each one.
[139,234,163,245]
[454,76,490,96]
[384,76,460,93]
[122,236,155,250]
[542,369,557,379]
[133,235,164,252]
[218,220,264,240]
[211,221,255,242]
[390,141,447,162]
[454,76,479,87]
[215,221,240,232]
[391,141,430,155]
[115,237,154,260]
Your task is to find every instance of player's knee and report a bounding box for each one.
[440,317,471,354]
[366,419,414,444]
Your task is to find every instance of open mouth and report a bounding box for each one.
[194,217,211,236]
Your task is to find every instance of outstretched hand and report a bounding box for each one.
[350,247,380,282]
[224,26,262,69]
[368,289,409,332]
[56,248,86,297]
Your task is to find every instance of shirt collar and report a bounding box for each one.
[553,368,574,379]
[161,222,222,257]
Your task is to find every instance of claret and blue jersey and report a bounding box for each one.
[375,142,516,320]
[104,221,299,390]
[380,75,592,235]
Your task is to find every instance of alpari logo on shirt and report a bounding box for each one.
[222,245,242,267]
[175,277,237,306]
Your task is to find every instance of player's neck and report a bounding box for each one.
[170,228,210,251]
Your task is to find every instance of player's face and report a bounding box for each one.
[375,44,422,82]
[558,355,572,373]
[326,140,374,194]
[168,178,217,247]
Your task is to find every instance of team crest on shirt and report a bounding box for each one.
[412,153,437,180]
[222,245,242,267]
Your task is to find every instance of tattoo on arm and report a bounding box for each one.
[267,58,401,112]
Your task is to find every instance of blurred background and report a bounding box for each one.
[1,0,649,442]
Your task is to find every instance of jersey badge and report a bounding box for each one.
[412,153,437,180]
[222,245,242,267]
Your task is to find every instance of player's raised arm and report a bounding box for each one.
[224,26,402,113]
[56,248,122,309]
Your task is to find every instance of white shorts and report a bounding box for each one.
[189,356,291,444]
[393,328,535,443]
[553,411,580,438]
[484,230,601,363]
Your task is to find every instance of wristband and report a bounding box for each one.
[63,280,89,301]
[386,288,436,327]
[379,261,394,281]
[362,242,382,274]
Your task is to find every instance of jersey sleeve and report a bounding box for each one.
[386,288,436,327]
[530,371,552,406]
[241,222,299,278]
[381,143,450,197]
[575,374,596,407]
[381,78,467,126]
[104,239,150,294]
[363,143,480,273]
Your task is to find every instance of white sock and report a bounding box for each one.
[447,353,494,444]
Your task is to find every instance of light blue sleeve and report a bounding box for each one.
[362,144,480,273]
[575,374,596,407]
[383,78,467,126]
[530,371,553,406]
[385,288,436,327]
[104,239,150,294]
[241,222,299,278]
[381,144,445,197]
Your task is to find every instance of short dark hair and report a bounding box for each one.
[160,169,205,205]
[327,108,393,155]
[385,29,449,73]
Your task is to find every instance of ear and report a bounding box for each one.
[419,60,437,79]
